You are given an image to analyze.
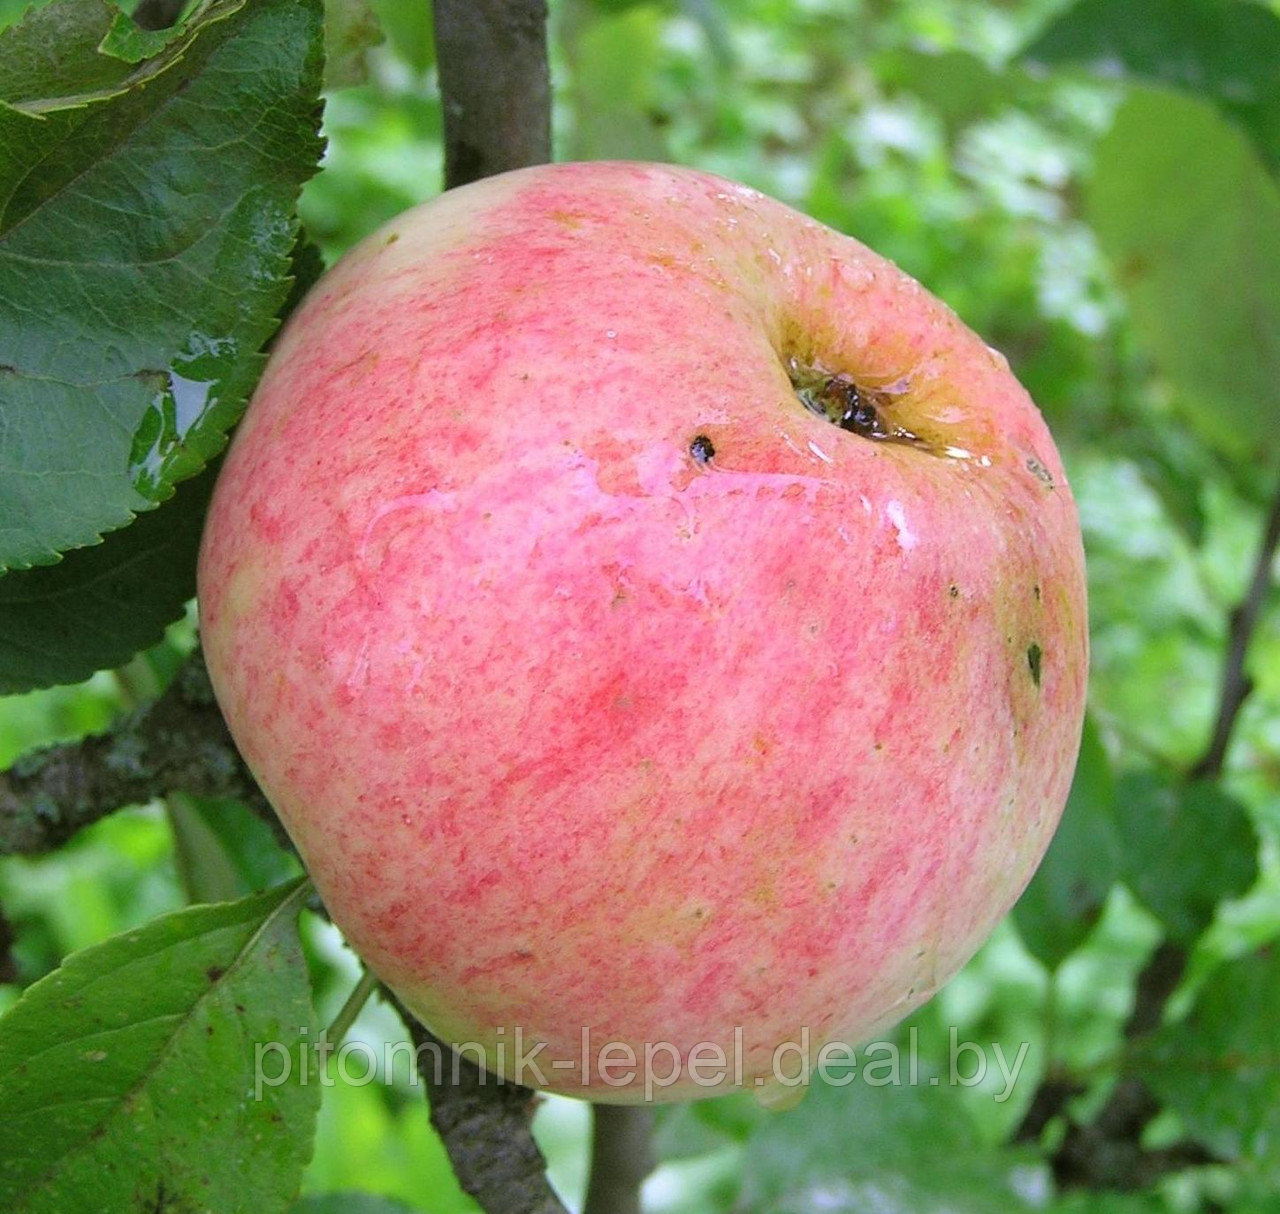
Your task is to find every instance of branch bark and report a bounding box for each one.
[394,997,568,1214]
[0,649,275,856]
[584,1106,655,1214]
[431,0,552,189]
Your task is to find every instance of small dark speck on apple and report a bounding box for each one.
[948,584,959,598]
[1027,642,1043,687]
[384,232,400,245]
[1026,455,1054,487]
[690,434,716,464]
[1033,584,1041,601]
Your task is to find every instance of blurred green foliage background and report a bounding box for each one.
[5,0,1280,1210]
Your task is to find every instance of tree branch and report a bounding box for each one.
[1190,474,1280,780]
[391,995,567,1214]
[584,1106,655,1214]
[1015,470,1280,1185]
[0,649,275,856]
[431,0,552,189]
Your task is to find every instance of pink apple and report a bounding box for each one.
[198,162,1087,1103]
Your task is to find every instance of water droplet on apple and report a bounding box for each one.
[753,1077,809,1111]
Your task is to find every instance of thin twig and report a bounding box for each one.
[0,905,16,984]
[324,967,380,1047]
[1190,475,1280,780]
[431,0,552,189]
[584,1106,655,1214]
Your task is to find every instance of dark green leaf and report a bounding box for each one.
[1115,773,1257,945]
[738,1078,1042,1213]
[0,879,319,1214]
[0,0,323,571]
[1142,944,1280,1164]
[0,464,212,694]
[876,47,1010,134]
[1087,88,1280,460]
[1022,0,1280,165]
[1014,716,1119,969]
[291,1196,422,1214]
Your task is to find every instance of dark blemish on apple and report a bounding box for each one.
[1033,584,1041,601]
[690,434,716,464]
[787,360,933,451]
[1027,642,1043,687]
[384,232,400,246]
[797,374,890,438]
[206,965,225,983]
[949,584,959,598]
[1026,455,1054,487]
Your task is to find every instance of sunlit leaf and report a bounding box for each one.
[1088,88,1280,459]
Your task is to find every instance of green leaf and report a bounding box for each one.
[0,879,319,1214]
[1115,773,1258,945]
[100,3,218,64]
[168,792,256,905]
[1142,945,1280,1164]
[1014,716,1119,970]
[0,0,324,572]
[368,0,432,73]
[1087,88,1280,460]
[0,463,213,694]
[1022,0,1280,165]
[170,793,302,900]
[876,47,1010,134]
[564,3,667,161]
[291,1196,422,1214]
[738,1079,1042,1213]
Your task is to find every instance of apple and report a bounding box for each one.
[198,161,1087,1103]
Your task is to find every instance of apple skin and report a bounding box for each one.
[198,161,1087,1103]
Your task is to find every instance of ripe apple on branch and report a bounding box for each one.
[199,160,1088,1105]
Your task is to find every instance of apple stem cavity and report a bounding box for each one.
[787,358,925,449]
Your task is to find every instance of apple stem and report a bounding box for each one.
[584,1105,656,1214]
[323,966,379,1047]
